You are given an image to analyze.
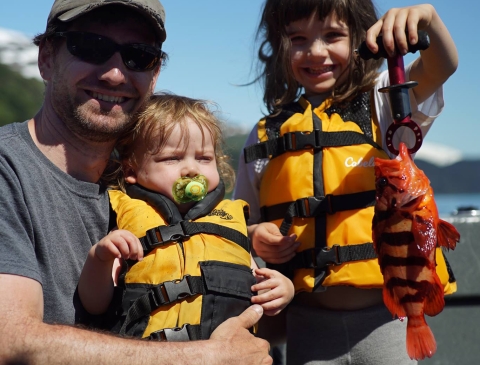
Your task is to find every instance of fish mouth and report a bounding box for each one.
[399,195,423,209]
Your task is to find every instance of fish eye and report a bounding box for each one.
[378,177,388,187]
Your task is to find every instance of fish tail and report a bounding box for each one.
[406,316,437,360]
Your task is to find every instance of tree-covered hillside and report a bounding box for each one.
[0,63,44,126]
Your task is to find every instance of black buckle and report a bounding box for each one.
[149,276,193,308]
[149,324,191,342]
[144,228,161,251]
[295,195,333,217]
[293,131,318,150]
[314,245,341,269]
[143,222,189,251]
[163,275,193,302]
[283,131,317,151]
[158,221,189,243]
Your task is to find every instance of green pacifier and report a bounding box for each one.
[172,175,208,204]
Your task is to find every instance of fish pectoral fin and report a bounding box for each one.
[382,286,405,318]
[437,220,460,250]
[424,274,445,317]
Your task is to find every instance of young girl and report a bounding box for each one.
[77,93,294,341]
[234,1,458,364]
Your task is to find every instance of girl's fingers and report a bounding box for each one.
[366,20,383,53]
[405,12,420,45]
[255,241,300,264]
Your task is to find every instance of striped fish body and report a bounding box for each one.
[372,143,459,360]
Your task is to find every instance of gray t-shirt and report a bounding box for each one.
[0,121,111,325]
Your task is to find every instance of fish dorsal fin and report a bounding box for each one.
[437,219,460,250]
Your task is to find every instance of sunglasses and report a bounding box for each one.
[54,31,162,72]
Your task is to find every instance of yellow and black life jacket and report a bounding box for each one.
[106,181,255,341]
[244,92,456,295]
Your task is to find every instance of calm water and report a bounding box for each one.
[435,193,480,217]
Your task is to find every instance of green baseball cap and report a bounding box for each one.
[47,0,166,42]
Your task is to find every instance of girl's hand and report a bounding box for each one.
[93,229,144,262]
[365,4,457,103]
[251,268,294,316]
[250,222,299,264]
[366,4,436,57]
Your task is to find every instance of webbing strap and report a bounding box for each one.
[139,221,250,254]
[119,275,204,335]
[259,191,375,236]
[244,130,382,163]
[146,324,202,341]
[270,243,377,274]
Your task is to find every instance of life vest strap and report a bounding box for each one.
[262,191,376,222]
[119,275,204,335]
[259,191,375,236]
[244,130,381,163]
[140,221,250,254]
[300,244,377,268]
[146,323,202,341]
[269,243,377,277]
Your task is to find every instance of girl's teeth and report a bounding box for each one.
[308,66,333,74]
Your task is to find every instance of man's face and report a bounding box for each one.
[41,13,160,142]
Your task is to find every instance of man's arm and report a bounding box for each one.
[0,274,272,365]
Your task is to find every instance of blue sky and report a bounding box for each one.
[1,0,478,158]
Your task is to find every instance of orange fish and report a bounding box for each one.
[372,142,460,360]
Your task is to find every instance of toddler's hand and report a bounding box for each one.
[93,229,144,262]
[251,268,294,316]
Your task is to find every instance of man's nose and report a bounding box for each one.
[97,52,127,86]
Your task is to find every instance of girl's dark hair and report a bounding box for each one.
[256,0,384,115]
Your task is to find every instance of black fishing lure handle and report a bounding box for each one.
[357,30,430,155]
[357,30,430,60]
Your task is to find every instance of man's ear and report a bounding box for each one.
[124,164,138,184]
[38,39,55,81]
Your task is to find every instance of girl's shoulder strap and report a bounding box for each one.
[264,101,305,139]
[324,91,373,139]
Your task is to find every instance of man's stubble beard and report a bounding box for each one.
[51,78,152,143]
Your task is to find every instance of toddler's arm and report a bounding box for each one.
[366,4,458,104]
[78,229,143,315]
[251,268,294,316]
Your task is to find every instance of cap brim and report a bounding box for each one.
[56,2,166,42]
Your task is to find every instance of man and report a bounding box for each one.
[0,1,271,364]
